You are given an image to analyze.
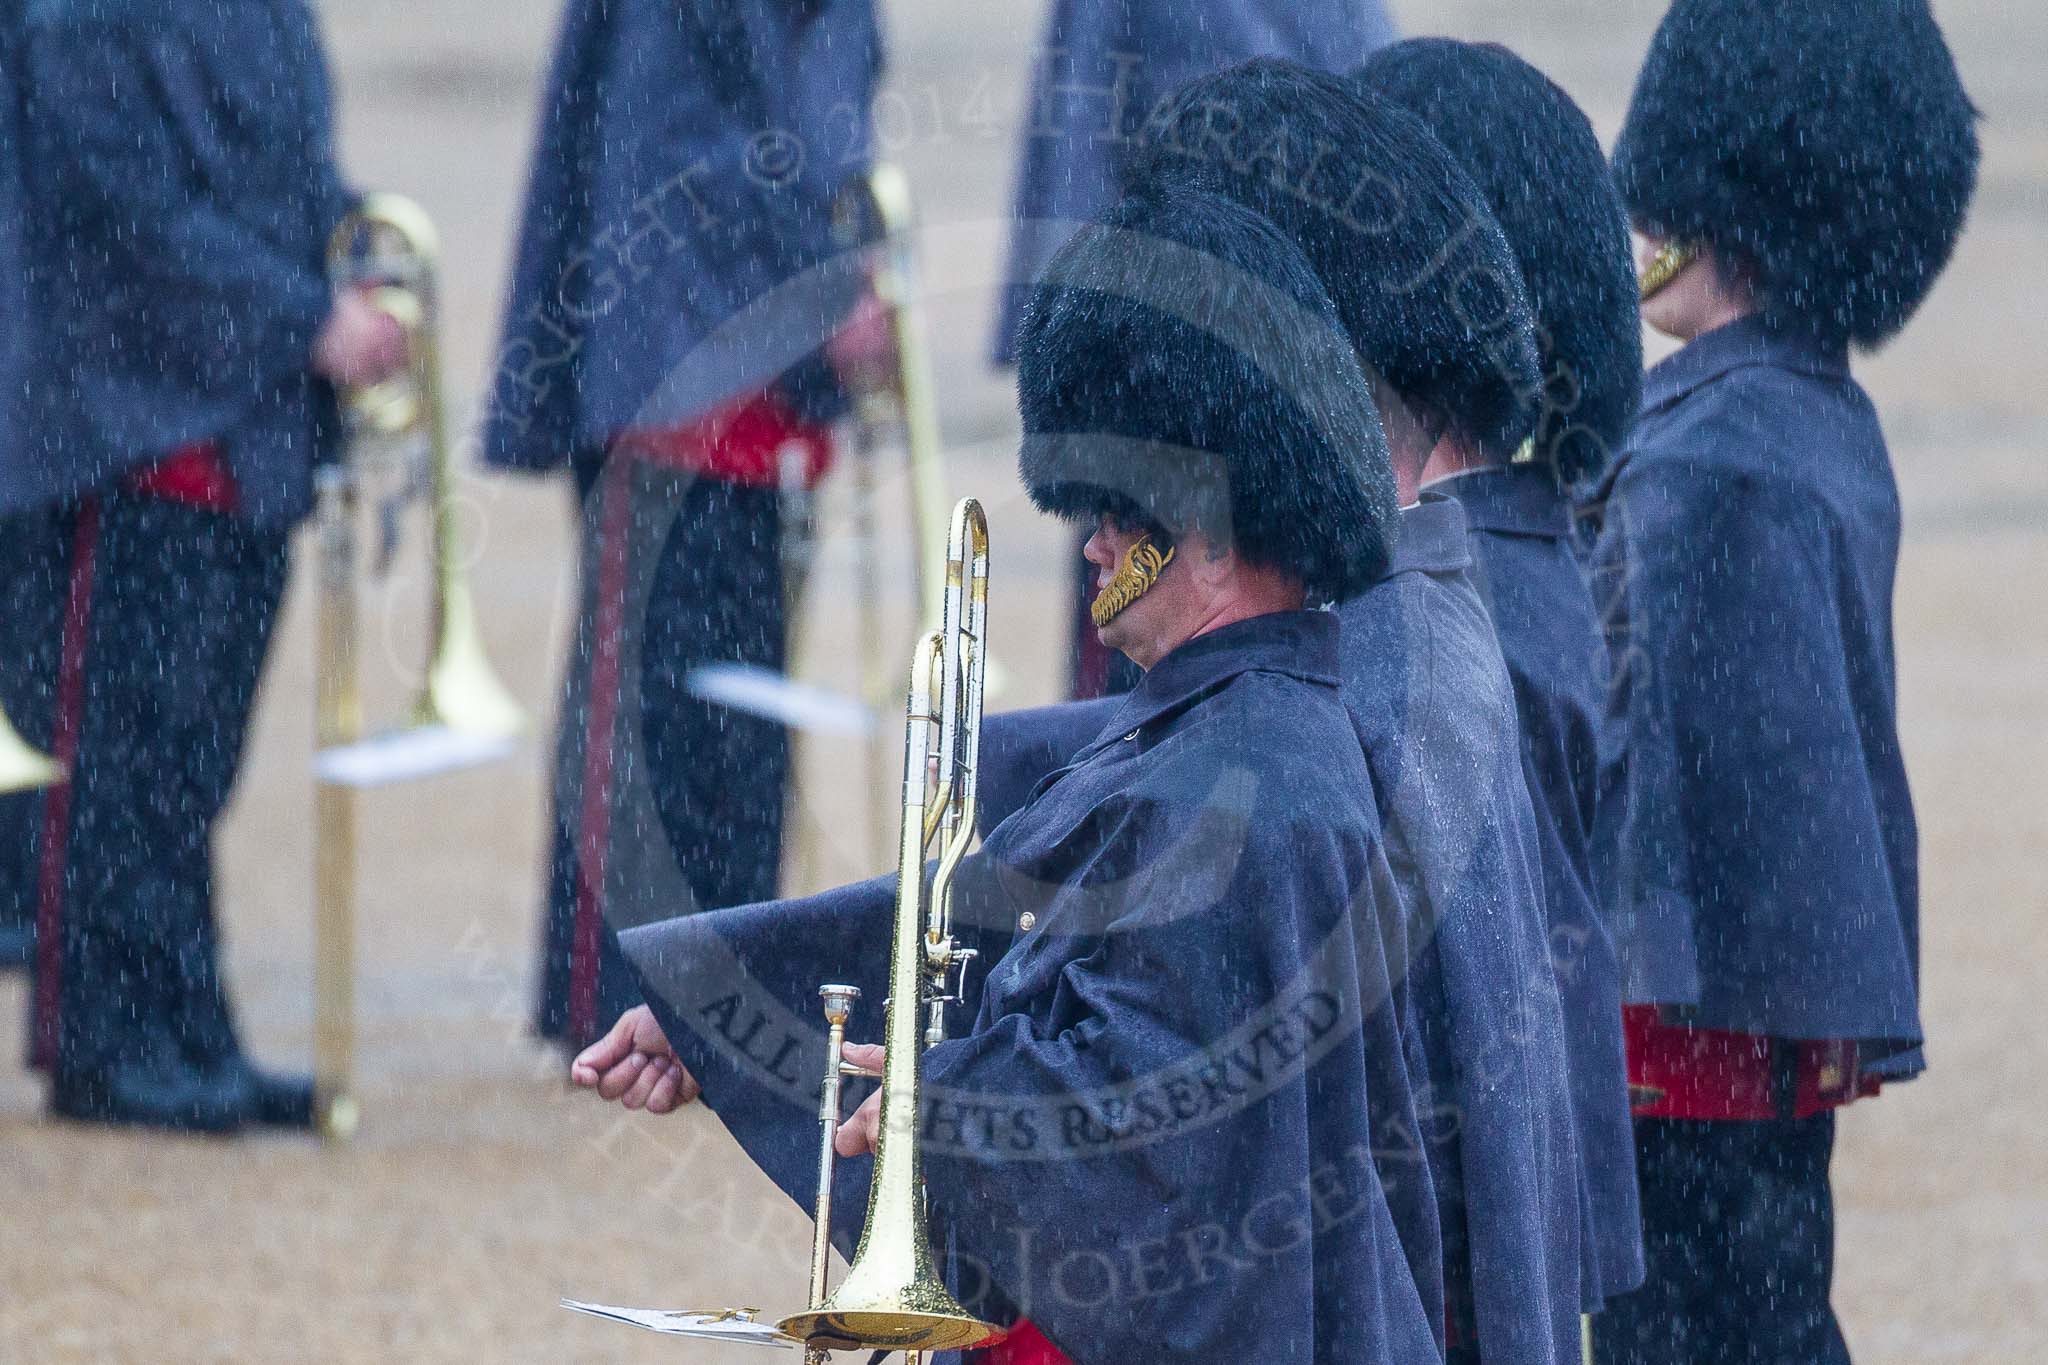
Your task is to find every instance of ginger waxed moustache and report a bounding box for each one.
[1639,239,1699,300]
[1090,535,1176,628]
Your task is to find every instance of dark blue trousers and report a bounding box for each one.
[1602,1114,1852,1365]
[3,493,286,1078]
[0,511,62,969]
[534,457,788,1047]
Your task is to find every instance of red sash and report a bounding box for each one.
[1624,1005,1880,1121]
[614,389,834,489]
[124,441,239,512]
[979,1320,1070,1365]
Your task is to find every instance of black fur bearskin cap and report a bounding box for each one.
[1016,186,1399,603]
[1358,38,1642,484]
[1122,58,1544,463]
[1612,0,1980,350]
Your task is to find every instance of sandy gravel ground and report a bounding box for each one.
[2,2,2044,1360]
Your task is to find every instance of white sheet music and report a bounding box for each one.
[315,726,519,787]
[687,663,876,736]
[559,1300,799,1349]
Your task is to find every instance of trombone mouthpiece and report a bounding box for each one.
[819,985,862,1024]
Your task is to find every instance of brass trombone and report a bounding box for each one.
[779,497,1000,1359]
[835,163,952,631]
[312,193,527,1139]
[563,499,1000,1357]
[813,164,953,876]
[324,193,526,747]
[0,704,63,795]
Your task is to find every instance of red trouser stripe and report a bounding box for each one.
[568,456,636,1045]
[30,498,102,1070]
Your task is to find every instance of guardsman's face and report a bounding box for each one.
[1637,229,1756,343]
[1081,513,1179,669]
[1636,230,1696,339]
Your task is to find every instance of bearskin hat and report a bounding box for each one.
[1358,38,1642,484]
[1612,0,1980,350]
[1016,186,1398,602]
[1123,58,1543,463]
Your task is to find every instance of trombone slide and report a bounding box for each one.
[862,164,951,633]
[312,465,361,1142]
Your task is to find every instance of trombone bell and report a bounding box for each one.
[328,193,528,748]
[409,580,527,740]
[778,1305,1002,1355]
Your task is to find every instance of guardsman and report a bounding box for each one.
[1587,2,1979,1359]
[1357,36,1648,1321]
[992,0,1396,700]
[14,0,406,1129]
[976,61,1589,1364]
[482,0,885,1051]
[1132,61,1587,1364]
[579,185,1449,1365]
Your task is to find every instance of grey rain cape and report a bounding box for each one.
[623,612,1447,1363]
[975,497,1588,1363]
[1583,316,1924,1076]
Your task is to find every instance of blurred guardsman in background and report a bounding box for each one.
[482,0,885,1052]
[580,185,1450,1365]
[1587,1,1979,1359]
[11,0,407,1130]
[990,0,1395,700]
[1356,35,1648,1324]
[976,61,1590,1364]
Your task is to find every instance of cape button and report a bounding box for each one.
[1121,729,1139,743]
[1017,912,1037,932]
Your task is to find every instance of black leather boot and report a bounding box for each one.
[214,1057,317,1130]
[49,1049,245,1134]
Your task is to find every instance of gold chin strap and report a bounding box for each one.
[1639,239,1699,300]
[1090,534,1176,628]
